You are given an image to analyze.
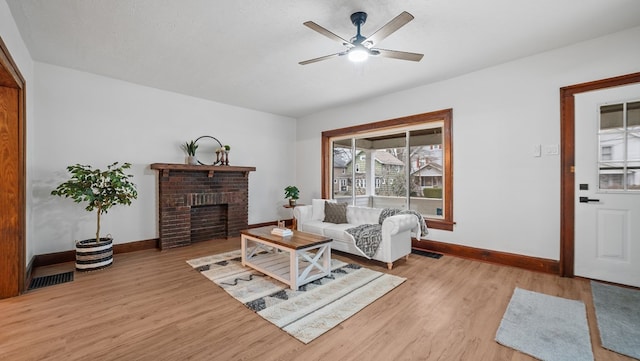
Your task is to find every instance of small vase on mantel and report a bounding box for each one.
[187,156,198,165]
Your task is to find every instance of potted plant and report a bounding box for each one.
[284,185,300,206]
[182,140,199,165]
[51,162,138,271]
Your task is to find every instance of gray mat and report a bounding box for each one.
[495,287,593,361]
[591,281,640,360]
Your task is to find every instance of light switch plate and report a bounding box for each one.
[544,144,559,155]
[533,144,541,157]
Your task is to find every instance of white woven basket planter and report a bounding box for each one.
[75,238,113,271]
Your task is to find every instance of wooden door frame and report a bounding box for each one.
[559,72,640,277]
[0,36,26,297]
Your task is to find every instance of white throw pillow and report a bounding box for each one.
[312,199,336,221]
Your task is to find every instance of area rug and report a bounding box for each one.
[495,287,593,361]
[187,250,406,344]
[591,281,640,360]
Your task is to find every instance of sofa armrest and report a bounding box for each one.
[381,214,416,237]
[293,205,313,224]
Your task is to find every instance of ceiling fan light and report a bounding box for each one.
[348,48,368,62]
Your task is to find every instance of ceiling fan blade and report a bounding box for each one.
[375,48,424,62]
[303,21,353,46]
[299,52,347,65]
[364,11,414,47]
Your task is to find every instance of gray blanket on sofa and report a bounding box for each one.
[345,224,383,258]
[346,208,429,258]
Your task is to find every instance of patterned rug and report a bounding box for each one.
[187,249,406,344]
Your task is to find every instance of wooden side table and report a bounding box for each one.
[283,204,304,230]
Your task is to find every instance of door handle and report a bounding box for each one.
[579,197,600,203]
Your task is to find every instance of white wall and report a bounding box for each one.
[1,0,35,261]
[296,26,640,261]
[31,63,296,254]
[6,0,640,262]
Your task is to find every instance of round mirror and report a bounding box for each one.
[194,135,223,165]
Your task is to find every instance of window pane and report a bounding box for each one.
[365,133,407,209]
[624,102,640,191]
[599,133,624,161]
[353,139,371,206]
[409,128,444,218]
[599,162,625,190]
[628,161,640,190]
[332,140,352,201]
[600,104,623,130]
[628,101,640,127]
[628,132,640,161]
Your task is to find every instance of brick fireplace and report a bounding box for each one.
[150,163,256,250]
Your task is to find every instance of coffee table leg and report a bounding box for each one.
[241,235,247,266]
[290,250,298,290]
[323,245,331,274]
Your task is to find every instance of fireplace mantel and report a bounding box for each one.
[150,163,256,178]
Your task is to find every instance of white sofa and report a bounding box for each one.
[293,200,419,269]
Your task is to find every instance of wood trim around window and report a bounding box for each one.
[559,72,640,278]
[321,109,454,231]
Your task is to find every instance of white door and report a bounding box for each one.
[574,83,640,287]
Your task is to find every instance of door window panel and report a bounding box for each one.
[599,101,640,191]
[600,104,623,129]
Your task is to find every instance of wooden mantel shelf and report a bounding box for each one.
[150,163,256,178]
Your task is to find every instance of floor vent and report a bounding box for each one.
[28,271,74,290]
[411,249,443,259]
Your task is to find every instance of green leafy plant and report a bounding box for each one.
[182,140,198,156]
[51,162,138,242]
[284,185,300,200]
[224,144,231,151]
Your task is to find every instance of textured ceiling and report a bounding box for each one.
[7,0,640,118]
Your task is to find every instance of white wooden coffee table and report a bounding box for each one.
[240,226,332,290]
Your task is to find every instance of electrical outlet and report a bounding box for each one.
[533,144,541,157]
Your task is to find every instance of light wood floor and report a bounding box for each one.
[0,238,633,361]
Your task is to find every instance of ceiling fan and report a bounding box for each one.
[299,11,424,65]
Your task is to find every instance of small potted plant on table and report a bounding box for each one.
[284,185,300,206]
[51,162,138,271]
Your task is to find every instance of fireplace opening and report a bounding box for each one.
[190,204,228,242]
